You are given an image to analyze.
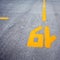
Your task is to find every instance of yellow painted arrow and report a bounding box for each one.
[42,0,46,22]
[0,17,9,20]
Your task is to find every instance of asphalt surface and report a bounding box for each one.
[0,0,60,60]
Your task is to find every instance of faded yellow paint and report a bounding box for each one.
[0,17,9,20]
[42,0,46,22]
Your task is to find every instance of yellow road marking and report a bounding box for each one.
[42,0,46,22]
[0,17,9,20]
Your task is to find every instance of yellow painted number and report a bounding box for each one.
[27,26,56,48]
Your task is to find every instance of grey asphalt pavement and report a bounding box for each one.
[0,0,60,60]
